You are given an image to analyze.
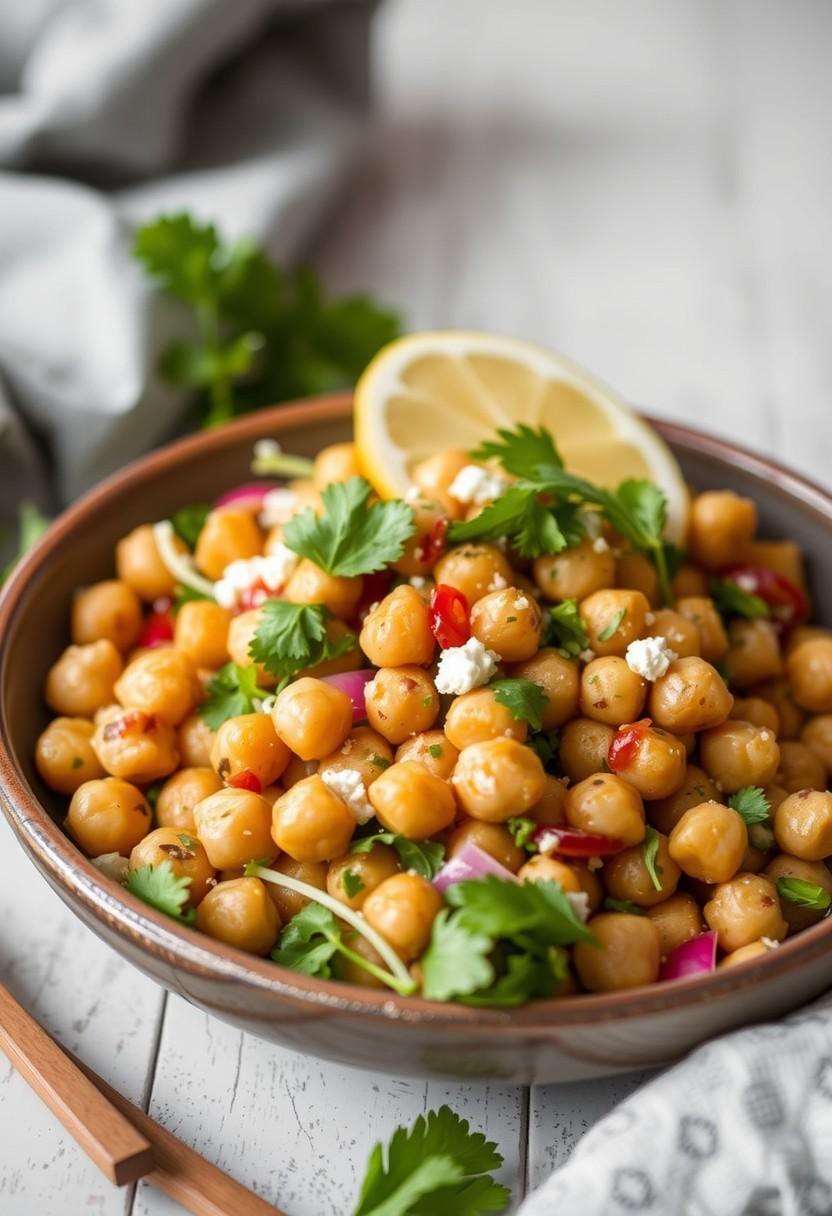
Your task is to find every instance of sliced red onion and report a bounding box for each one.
[433,841,517,894]
[319,670,375,721]
[659,930,718,982]
[214,482,278,513]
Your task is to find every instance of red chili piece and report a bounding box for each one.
[226,769,263,794]
[415,516,449,566]
[720,564,809,633]
[608,718,653,772]
[137,609,174,649]
[533,825,624,858]
[429,583,471,649]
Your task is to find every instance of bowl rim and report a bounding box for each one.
[2,391,832,1031]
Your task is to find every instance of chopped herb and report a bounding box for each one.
[126,862,196,925]
[369,754,391,770]
[284,476,414,577]
[199,662,261,730]
[526,730,560,770]
[544,598,589,658]
[642,826,663,892]
[249,600,355,683]
[775,877,831,911]
[603,897,643,915]
[448,484,584,559]
[351,832,445,880]
[597,607,627,643]
[428,744,443,760]
[71,756,84,770]
[145,784,162,812]
[728,786,771,826]
[489,678,548,731]
[342,870,365,899]
[506,816,538,853]
[710,576,769,621]
[170,504,211,550]
[422,694,433,708]
[506,615,518,623]
[177,833,199,850]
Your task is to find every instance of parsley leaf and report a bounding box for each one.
[126,862,196,925]
[489,679,548,731]
[170,503,211,550]
[470,423,562,477]
[342,870,365,899]
[1,501,50,585]
[710,576,769,621]
[604,897,643,915]
[446,876,594,946]
[448,484,578,558]
[525,730,560,771]
[506,816,538,853]
[351,832,445,880]
[284,476,414,577]
[597,607,627,643]
[199,663,261,730]
[776,877,832,911]
[428,744,444,760]
[642,826,663,892]
[543,598,589,658]
[419,910,495,1002]
[249,600,355,682]
[460,949,570,1009]
[353,1105,510,1216]
[728,786,771,825]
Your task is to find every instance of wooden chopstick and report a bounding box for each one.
[0,981,154,1185]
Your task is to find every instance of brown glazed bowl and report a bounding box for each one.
[2,394,832,1084]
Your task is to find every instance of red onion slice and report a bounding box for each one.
[659,930,718,982]
[319,670,375,721]
[433,841,517,894]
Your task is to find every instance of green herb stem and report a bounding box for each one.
[196,300,234,429]
[251,450,316,479]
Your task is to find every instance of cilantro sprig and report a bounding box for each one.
[775,877,831,911]
[489,679,548,731]
[351,832,445,880]
[199,663,262,730]
[543,598,589,658]
[126,862,196,925]
[506,816,538,853]
[710,576,769,621]
[728,787,771,825]
[249,600,355,684]
[284,476,415,577]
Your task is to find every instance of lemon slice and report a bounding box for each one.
[355,331,689,543]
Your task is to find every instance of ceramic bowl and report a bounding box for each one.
[2,394,831,1084]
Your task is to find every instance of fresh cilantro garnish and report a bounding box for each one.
[728,786,771,825]
[543,598,589,658]
[134,214,400,427]
[342,870,365,899]
[369,754,391,770]
[353,1105,510,1216]
[177,833,199,849]
[775,877,831,911]
[126,862,196,925]
[506,816,538,853]
[489,679,548,731]
[170,504,211,550]
[350,832,445,880]
[428,744,443,760]
[597,607,627,643]
[284,476,414,577]
[272,902,342,978]
[525,730,560,770]
[642,826,663,892]
[448,486,583,559]
[710,576,769,621]
[419,910,495,1003]
[1,501,50,585]
[199,662,261,730]
[249,600,355,683]
[604,897,643,915]
[470,423,561,476]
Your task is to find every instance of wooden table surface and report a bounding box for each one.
[1,1,830,1212]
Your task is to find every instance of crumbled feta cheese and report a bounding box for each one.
[735,573,759,594]
[488,572,508,592]
[625,636,678,681]
[254,438,282,460]
[435,637,499,695]
[254,694,278,715]
[761,937,781,950]
[259,488,299,528]
[587,856,603,871]
[91,852,129,884]
[321,768,374,824]
[214,545,299,609]
[759,730,772,742]
[514,595,529,609]
[645,612,656,626]
[579,648,596,663]
[409,575,427,589]
[405,485,422,502]
[448,464,508,505]
[566,891,590,923]
[592,536,610,554]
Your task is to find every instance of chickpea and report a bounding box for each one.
[225,608,275,688]
[748,540,806,591]
[764,853,832,932]
[319,726,395,790]
[327,843,400,910]
[648,656,733,733]
[359,585,435,667]
[616,550,659,606]
[452,738,545,823]
[178,713,217,767]
[704,873,787,953]
[444,687,527,750]
[603,832,680,907]
[517,854,581,889]
[564,773,645,846]
[193,787,274,869]
[447,820,526,873]
[688,490,757,569]
[775,741,826,793]
[574,914,661,992]
[729,697,780,735]
[533,539,615,603]
[412,449,471,517]
[129,827,215,905]
[45,640,123,719]
[579,657,646,726]
[92,706,179,783]
[579,589,649,658]
[363,873,443,961]
[726,619,783,688]
[313,441,361,489]
[559,718,615,783]
[116,524,182,601]
[173,600,231,670]
[674,597,728,663]
[609,724,687,801]
[196,878,280,955]
[369,760,456,838]
[270,775,355,862]
[432,543,514,605]
[392,498,448,578]
[114,647,201,726]
[35,717,104,794]
[271,677,353,760]
[668,802,747,883]
[507,648,580,729]
[648,764,719,834]
[265,856,328,921]
[719,940,772,969]
[787,637,832,713]
[648,609,700,659]
[71,580,143,652]
[66,777,152,856]
[751,678,805,740]
[297,619,363,679]
[210,713,290,788]
[281,755,319,789]
[194,508,263,581]
[156,767,223,833]
[699,721,780,793]
[671,564,709,598]
[645,893,704,956]
[364,667,439,745]
[773,788,832,860]
[284,558,362,621]
[802,714,832,774]
[395,731,460,780]
[529,775,569,826]
[469,587,542,662]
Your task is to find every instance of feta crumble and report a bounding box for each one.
[625,636,678,681]
[592,536,610,554]
[259,487,299,528]
[214,545,299,609]
[321,767,374,824]
[448,464,508,505]
[488,572,508,592]
[645,612,656,626]
[435,637,499,695]
[405,485,422,502]
[253,438,282,460]
[579,648,596,663]
[409,575,428,589]
[566,891,590,923]
[761,937,781,950]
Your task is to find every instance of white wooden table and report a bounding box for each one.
[2,1,830,1211]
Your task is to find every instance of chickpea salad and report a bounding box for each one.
[37,423,832,1005]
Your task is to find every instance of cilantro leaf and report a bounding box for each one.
[604,897,643,915]
[470,423,562,477]
[126,862,196,925]
[351,832,445,880]
[489,679,548,731]
[421,910,494,1002]
[728,786,771,825]
[506,816,538,853]
[459,948,570,1009]
[642,826,663,892]
[446,876,595,946]
[543,598,589,658]
[710,576,770,621]
[447,485,568,558]
[199,662,261,730]
[614,480,667,549]
[249,600,355,682]
[597,607,627,643]
[775,877,832,911]
[272,902,341,977]
[342,870,365,899]
[171,503,211,550]
[525,730,560,770]
[1,501,50,585]
[284,476,414,577]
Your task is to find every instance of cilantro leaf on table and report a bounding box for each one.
[351,832,445,880]
[126,862,196,925]
[506,816,538,853]
[284,476,414,576]
[642,826,663,892]
[470,423,562,477]
[728,786,771,825]
[353,1105,509,1216]
[543,598,589,658]
[489,679,548,731]
[199,663,261,730]
[710,576,770,621]
[1,501,50,585]
[170,503,211,550]
[249,600,355,683]
[776,877,831,911]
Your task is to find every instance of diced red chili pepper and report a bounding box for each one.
[608,718,653,772]
[720,564,809,633]
[415,516,448,566]
[103,710,155,740]
[429,583,470,649]
[533,825,624,858]
[138,609,174,649]
[226,769,262,794]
